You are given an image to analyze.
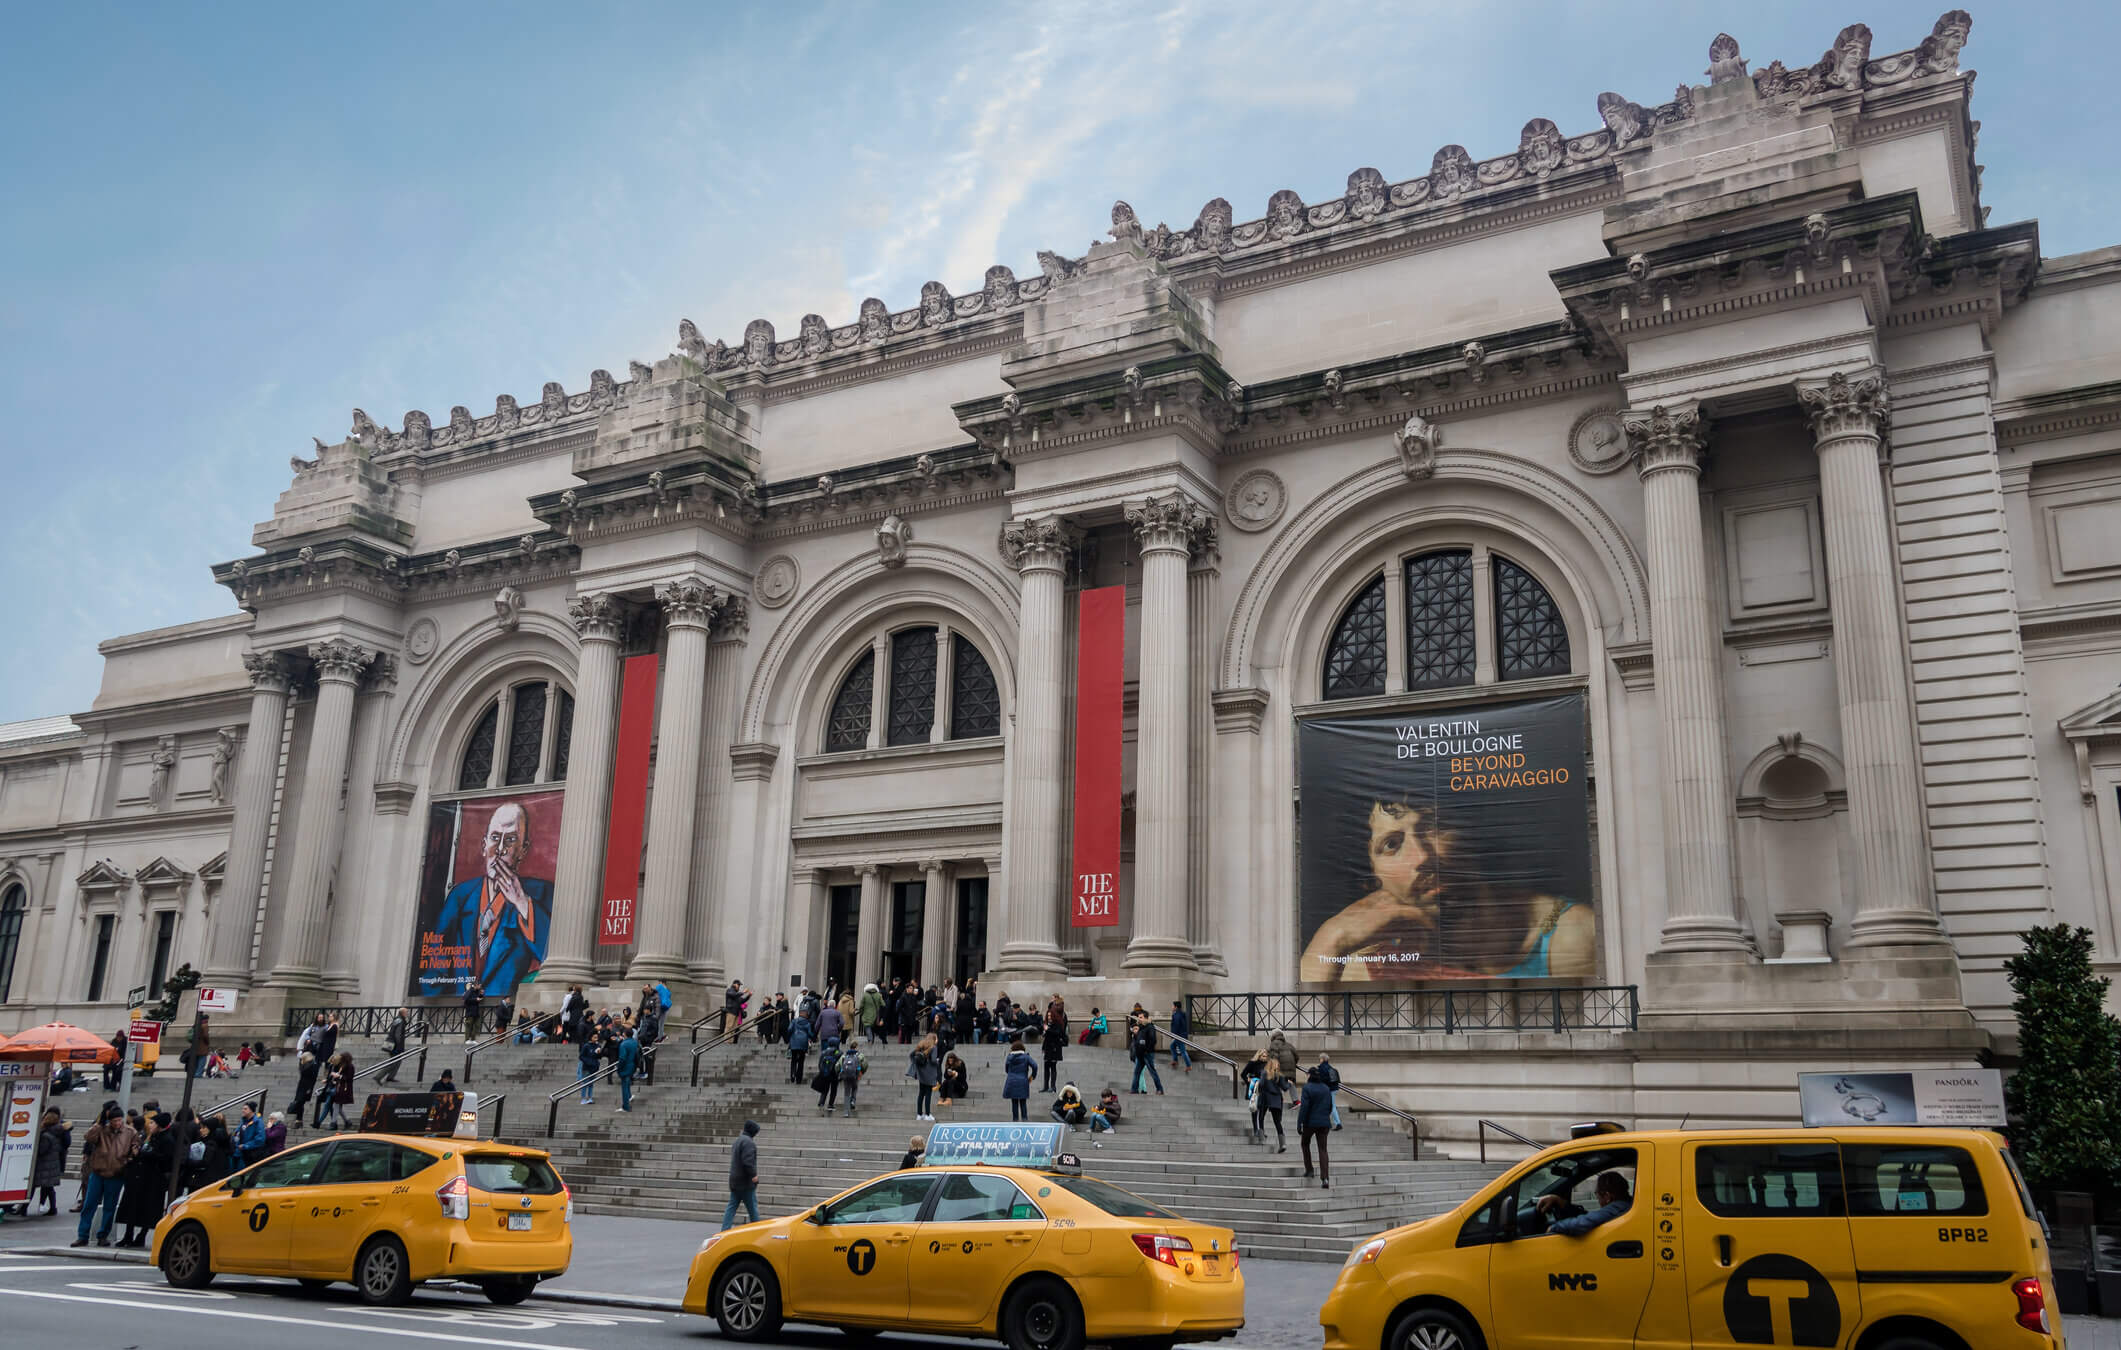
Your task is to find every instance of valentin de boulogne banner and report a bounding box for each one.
[1297,692,1594,985]
[407,787,564,999]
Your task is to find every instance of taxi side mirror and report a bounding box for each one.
[806,1206,828,1226]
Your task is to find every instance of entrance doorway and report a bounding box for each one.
[953,877,988,987]
[826,884,859,994]
[887,880,925,986]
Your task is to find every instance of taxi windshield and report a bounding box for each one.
[1047,1174,1174,1219]
[465,1154,563,1195]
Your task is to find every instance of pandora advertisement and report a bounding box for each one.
[1297,692,1593,984]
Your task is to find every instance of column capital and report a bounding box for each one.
[655,577,729,632]
[919,859,948,876]
[364,651,400,695]
[711,596,751,644]
[1000,515,1080,576]
[307,638,374,684]
[1127,491,1213,557]
[242,650,293,694]
[857,862,883,878]
[567,591,626,643]
[1624,404,1710,478]
[1796,368,1891,445]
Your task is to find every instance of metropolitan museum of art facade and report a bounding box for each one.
[3,13,2119,1133]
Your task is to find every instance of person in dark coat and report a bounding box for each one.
[954,990,975,1045]
[263,1112,288,1157]
[786,1010,813,1085]
[1254,1065,1290,1153]
[940,1052,969,1104]
[576,1035,602,1104]
[289,1049,321,1124]
[1040,1019,1068,1095]
[814,1037,842,1113]
[115,1113,174,1247]
[378,1008,409,1083]
[721,1120,761,1230]
[1001,1038,1035,1122]
[1128,1015,1164,1095]
[908,1035,942,1121]
[32,1108,68,1215]
[1298,1067,1336,1188]
[899,1134,925,1171]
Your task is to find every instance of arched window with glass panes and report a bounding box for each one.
[823,624,1002,752]
[0,882,23,1004]
[1321,545,1572,700]
[457,678,576,791]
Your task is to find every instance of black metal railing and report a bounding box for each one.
[1186,986,1639,1037]
[1478,1118,1540,1163]
[286,1005,469,1038]
[544,1045,659,1137]
[477,1093,508,1139]
[196,1085,269,1122]
[690,1007,785,1085]
[462,1024,528,1085]
[1158,1019,1420,1158]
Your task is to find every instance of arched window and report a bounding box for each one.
[456,680,574,791]
[0,883,23,1003]
[1322,577,1387,700]
[823,625,1003,752]
[1321,545,1573,700]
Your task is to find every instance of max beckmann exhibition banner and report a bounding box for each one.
[1070,586,1125,928]
[407,788,564,999]
[1297,692,1593,984]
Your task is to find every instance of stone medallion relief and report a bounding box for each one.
[1569,405,1631,475]
[754,554,800,609]
[1225,470,1288,533]
[404,616,440,665]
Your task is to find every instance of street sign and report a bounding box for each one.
[125,985,147,1008]
[196,987,237,1013]
[129,1019,163,1044]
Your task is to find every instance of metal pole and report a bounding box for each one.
[546,1099,558,1139]
[165,1010,206,1210]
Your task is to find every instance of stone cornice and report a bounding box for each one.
[1210,687,1270,735]
[956,352,1239,462]
[1993,380,2121,449]
[214,532,582,613]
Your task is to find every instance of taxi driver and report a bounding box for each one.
[1528,1170,1632,1237]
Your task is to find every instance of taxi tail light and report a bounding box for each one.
[2012,1276,2050,1334]
[1132,1233,1194,1266]
[437,1174,470,1221]
[562,1185,573,1224]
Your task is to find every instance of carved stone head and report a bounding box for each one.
[744,319,776,367]
[1345,168,1388,221]
[541,382,566,413]
[919,281,953,327]
[982,265,1017,312]
[1597,92,1646,148]
[401,409,432,451]
[494,394,520,429]
[1266,189,1306,240]
[1920,10,1971,74]
[1395,414,1437,480]
[350,408,380,446]
[1518,119,1565,179]
[1707,33,1747,82]
[1430,146,1476,199]
[678,318,707,360]
[1822,22,1872,88]
[799,313,829,356]
[875,515,913,569]
[589,369,616,403]
[1193,198,1233,253]
[859,298,891,343]
[1109,200,1142,244]
[449,405,474,436]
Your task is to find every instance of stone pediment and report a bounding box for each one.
[2060,687,2121,741]
[76,859,130,892]
[199,852,227,882]
[135,856,195,890]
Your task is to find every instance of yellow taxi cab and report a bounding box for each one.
[1321,1123,2062,1350]
[684,1122,1244,1350]
[152,1091,572,1306]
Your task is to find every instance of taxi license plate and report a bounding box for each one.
[507,1214,533,1231]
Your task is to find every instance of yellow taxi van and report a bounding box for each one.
[153,1091,572,1305]
[684,1122,1245,1350]
[1321,1124,2060,1350]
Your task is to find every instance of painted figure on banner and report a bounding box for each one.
[1296,694,1594,984]
[407,790,563,997]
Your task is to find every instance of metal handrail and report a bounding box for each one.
[543,1044,658,1137]
[1155,1026,1246,1100]
[196,1086,269,1122]
[355,1041,430,1088]
[688,997,758,1043]
[690,1006,785,1084]
[478,1093,508,1139]
[1186,986,1640,1037]
[460,1023,523,1085]
[1307,1070,1421,1158]
[1478,1118,1540,1163]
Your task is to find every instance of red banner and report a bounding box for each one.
[1070,586,1125,927]
[600,654,659,945]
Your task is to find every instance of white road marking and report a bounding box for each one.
[350,1305,662,1329]
[0,1286,599,1348]
[0,1264,125,1273]
[69,1280,233,1298]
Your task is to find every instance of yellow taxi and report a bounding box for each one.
[684,1123,1244,1350]
[1320,1123,2062,1350]
[152,1092,572,1306]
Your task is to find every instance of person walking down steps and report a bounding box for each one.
[1002,1037,1035,1122]
[722,1120,761,1230]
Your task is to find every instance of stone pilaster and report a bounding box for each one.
[932,628,955,744]
[994,516,1075,975]
[1798,369,1948,948]
[202,651,291,989]
[266,638,372,987]
[686,599,748,988]
[855,863,885,986]
[1187,522,1226,975]
[867,632,889,750]
[630,579,726,983]
[1123,492,1204,973]
[1624,406,1748,953]
[539,593,626,986]
[920,859,950,986]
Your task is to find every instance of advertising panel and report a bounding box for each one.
[921,1122,1066,1167]
[405,788,564,998]
[1798,1070,2006,1128]
[1069,586,1125,928]
[0,1078,45,1205]
[1297,692,1593,983]
[600,654,659,946]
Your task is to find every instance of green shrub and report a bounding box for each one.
[2003,924,2121,1193]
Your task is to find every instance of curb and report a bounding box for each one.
[4,1244,150,1264]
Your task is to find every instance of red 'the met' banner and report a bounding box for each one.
[600,654,658,945]
[1070,586,1125,927]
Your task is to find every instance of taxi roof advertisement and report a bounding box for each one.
[1797,1069,2006,1128]
[921,1122,1065,1167]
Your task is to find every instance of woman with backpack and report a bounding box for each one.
[814,1037,842,1113]
[908,1034,941,1122]
[836,1040,867,1117]
[1001,1037,1036,1122]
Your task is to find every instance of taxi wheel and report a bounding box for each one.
[712,1258,783,1341]
[1001,1277,1085,1350]
[482,1277,537,1306]
[1386,1306,1481,1350]
[160,1223,214,1290]
[354,1235,414,1306]
[297,1279,333,1296]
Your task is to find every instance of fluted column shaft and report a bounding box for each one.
[1800,370,1945,946]
[267,639,372,985]
[855,864,885,986]
[203,653,292,988]
[540,594,626,984]
[630,580,723,982]
[1626,407,1747,951]
[1186,547,1226,974]
[920,861,950,985]
[996,517,1073,975]
[686,603,748,987]
[1125,493,1201,973]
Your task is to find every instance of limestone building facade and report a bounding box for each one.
[5,13,2121,1136]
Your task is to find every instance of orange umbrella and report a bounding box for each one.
[0,1022,120,1064]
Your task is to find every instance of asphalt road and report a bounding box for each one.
[0,1249,1336,1350]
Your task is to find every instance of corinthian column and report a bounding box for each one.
[266,639,373,986]
[1124,492,1204,973]
[855,863,885,985]
[203,652,292,988]
[686,600,748,987]
[920,859,950,986]
[1624,407,1748,952]
[1798,369,1947,947]
[630,579,725,983]
[539,593,625,986]
[995,516,1076,975]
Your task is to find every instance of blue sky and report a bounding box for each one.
[1,2,2111,721]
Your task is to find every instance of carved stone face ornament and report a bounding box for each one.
[744,319,775,367]
[1707,33,1748,82]
[1345,168,1387,221]
[859,298,891,344]
[800,313,829,356]
[1193,198,1232,253]
[919,281,953,328]
[1266,190,1306,240]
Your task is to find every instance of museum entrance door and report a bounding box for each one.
[826,884,859,995]
[953,877,988,988]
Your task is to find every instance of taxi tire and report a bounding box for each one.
[711,1258,783,1341]
[355,1234,414,1306]
[481,1277,537,1306]
[1001,1276,1085,1350]
[160,1222,214,1290]
[1385,1306,1482,1350]
[297,1279,333,1296]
